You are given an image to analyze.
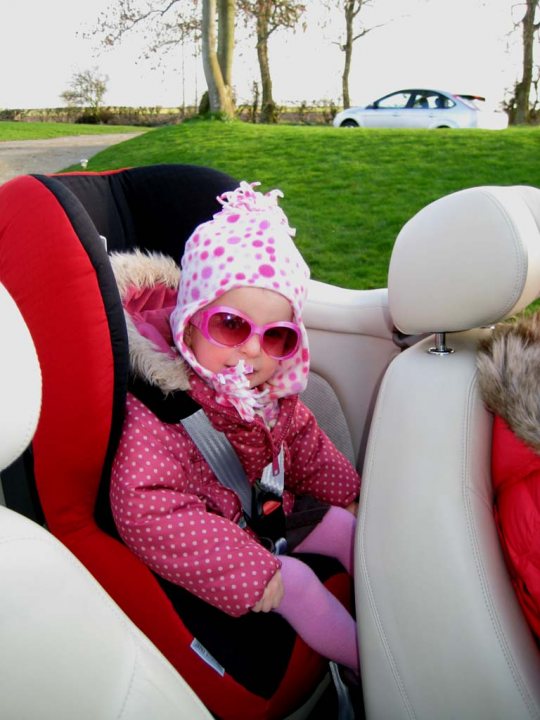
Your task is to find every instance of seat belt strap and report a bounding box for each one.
[181,409,253,520]
[181,409,288,554]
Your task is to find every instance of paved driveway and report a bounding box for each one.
[0,133,142,185]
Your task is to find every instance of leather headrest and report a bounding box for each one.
[388,185,540,335]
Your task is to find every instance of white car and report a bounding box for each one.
[333,88,509,129]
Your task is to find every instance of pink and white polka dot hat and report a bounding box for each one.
[170,181,311,401]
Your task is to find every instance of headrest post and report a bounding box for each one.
[428,332,454,356]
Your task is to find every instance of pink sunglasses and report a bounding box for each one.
[190,305,301,360]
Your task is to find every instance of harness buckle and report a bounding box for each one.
[250,483,287,555]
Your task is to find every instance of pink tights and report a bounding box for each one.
[273,506,359,672]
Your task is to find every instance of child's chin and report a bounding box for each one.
[252,378,270,391]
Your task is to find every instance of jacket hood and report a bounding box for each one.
[477,311,540,452]
[109,250,190,394]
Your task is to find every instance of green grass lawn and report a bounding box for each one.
[0,121,146,141]
[7,119,540,290]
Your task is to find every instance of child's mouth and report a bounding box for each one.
[221,360,254,377]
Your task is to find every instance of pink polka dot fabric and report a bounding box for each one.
[110,393,281,617]
[110,379,361,616]
[170,181,311,401]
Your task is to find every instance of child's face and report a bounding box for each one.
[186,287,293,388]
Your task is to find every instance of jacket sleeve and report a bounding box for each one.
[284,399,360,507]
[492,416,540,639]
[110,395,280,617]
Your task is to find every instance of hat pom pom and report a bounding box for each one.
[216,181,296,237]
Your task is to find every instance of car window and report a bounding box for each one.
[433,95,453,109]
[376,92,412,109]
[413,93,455,110]
[412,95,429,109]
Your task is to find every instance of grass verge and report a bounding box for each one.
[0,121,147,141]
[55,120,540,288]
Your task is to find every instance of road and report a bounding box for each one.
[0,133,142,185]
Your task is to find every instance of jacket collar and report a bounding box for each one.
[477,311,540,451]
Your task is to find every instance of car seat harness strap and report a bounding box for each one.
[181,409,287,554]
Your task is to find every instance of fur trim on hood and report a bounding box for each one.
[477,311,540,452]
[109,250,190,394]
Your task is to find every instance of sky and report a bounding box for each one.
[0,0,526,111]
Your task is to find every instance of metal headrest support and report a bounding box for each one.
[388,185,540,336]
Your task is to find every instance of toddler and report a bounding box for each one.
[111,181,361,672]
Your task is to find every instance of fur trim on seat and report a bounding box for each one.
[109,250,190,394]
[477,312,540,452]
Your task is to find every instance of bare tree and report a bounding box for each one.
[90,0,308,121]
[91,1,200,58]
[60,68,109,118]
[88,0,236,116]
[513,0,540,123]
[323,0,388,109]
[237,0,306,123]
[202,0,236,115]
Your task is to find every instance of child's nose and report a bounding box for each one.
[240,332,263,357]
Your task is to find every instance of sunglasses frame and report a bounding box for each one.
[190,305,301,360]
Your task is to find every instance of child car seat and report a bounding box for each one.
[0,164,352,720]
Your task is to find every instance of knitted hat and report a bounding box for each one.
[170,181,310,418]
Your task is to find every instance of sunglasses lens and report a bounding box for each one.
[208,312,251,346]
[262,326,299,358]
[202,309,300,359]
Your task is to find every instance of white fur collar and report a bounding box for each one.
[109,250,190,394]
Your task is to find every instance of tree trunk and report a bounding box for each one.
[515,0,539,124]
[341,0,356,109]
[257,2,277,123]
[201,0,235,117]
[218,0,235,86]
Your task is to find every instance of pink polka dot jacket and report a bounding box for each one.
[108,251,360,618]
[111,377,360,617]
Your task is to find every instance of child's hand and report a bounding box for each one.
[346,501,359,516]
[252,569,284,613]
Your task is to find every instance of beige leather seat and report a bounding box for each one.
[0,282,213,720]
[357,186,540,719]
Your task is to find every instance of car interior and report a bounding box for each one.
[412,96,429,109]
[1,165,540,719]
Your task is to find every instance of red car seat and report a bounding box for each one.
[0,164,352,720]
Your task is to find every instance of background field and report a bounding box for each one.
[0,121,143,141]
[4,120,539,290]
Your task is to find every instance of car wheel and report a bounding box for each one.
[340,119,359,128]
